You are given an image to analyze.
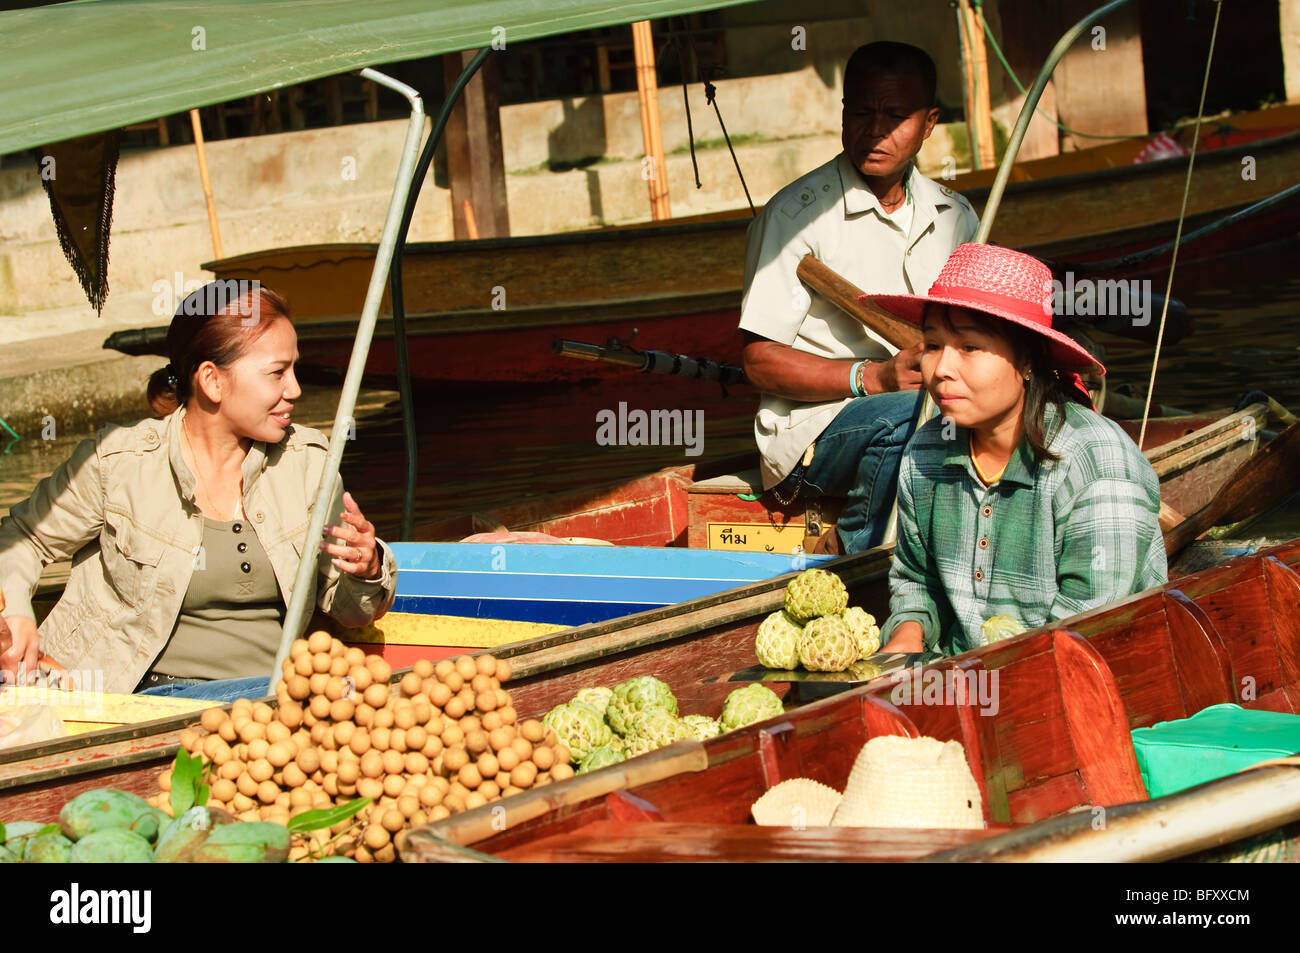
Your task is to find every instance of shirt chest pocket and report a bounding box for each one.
[100,512,165,609]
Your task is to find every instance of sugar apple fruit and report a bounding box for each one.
[572,686,614,712]
[755,609,803,670]
[719,684,785,732]
[605,675,678,737]
[797,615,859,672]
[577,744,627,774]
[680,714,722,741]
[783,568,848,623]
[981,614,1026,644]
[623,708,691,758]
[842,606,881,658]
[542,700,612,761]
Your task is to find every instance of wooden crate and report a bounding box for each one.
[687,468,843,552]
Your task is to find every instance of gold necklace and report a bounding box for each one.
[182,419,242,521]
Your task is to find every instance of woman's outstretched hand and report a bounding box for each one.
[320,491,383,581]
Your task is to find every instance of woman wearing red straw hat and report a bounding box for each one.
[865,243,1167,656]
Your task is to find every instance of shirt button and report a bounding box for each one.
[981,505,993,518]
[237,542,247,553]
[144,431,158,445]
[240,562,251,573]
[254,511,265,523]
[232,523,243,534]
[978,537,989,550]
[974,569,984,582]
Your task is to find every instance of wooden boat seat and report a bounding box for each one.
[1173,555,1300,714]
[1067,589,1236,729]
[868,629,1148,825]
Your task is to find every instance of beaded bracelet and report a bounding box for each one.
[849,360,865,398]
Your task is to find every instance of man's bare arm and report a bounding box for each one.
[741,333,923,402]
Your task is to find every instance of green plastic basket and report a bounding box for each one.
[1130,703,1300,798]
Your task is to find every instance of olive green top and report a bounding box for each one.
[151,515,283,680]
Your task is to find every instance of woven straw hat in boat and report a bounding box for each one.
[863,242,1105,375]
[751,779,842,827]
[830,735,985,829]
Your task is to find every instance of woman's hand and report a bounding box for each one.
[879,620,925,654]
[321,492,383,581]
[0,615,40,685]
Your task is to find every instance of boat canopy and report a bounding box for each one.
[0,0,760,156]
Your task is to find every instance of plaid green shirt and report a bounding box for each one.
[884,401,1168,655]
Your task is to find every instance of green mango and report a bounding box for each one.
[192,822,291,863]
[0,845,16,863]
[69,828,155,863]
[59,789,159,842]
[155,806,236,863]
[24,832,74,863]
[2,820,47,855]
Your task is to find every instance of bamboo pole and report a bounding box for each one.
[461,199,480,240]
[631,20,671,220]
[964,1,997,169]
[189,109,223,260]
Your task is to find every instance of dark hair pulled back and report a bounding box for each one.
[147,282,292,417]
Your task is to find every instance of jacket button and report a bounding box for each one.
[237,542,247,553]
[981,505,992,518]
[978,537,989,550]
[240,562,251,573]
[974,569,984,582]
[232,523,242,534]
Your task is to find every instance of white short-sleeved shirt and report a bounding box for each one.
[739,152,979,489]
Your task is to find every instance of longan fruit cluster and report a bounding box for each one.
[155,631,571,863]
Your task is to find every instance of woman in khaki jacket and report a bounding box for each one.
[0,283,396,701]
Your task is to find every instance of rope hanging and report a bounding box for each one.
[1137,0,1225,450]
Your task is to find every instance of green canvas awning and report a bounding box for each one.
[0,0,760,156]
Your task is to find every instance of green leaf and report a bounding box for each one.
[169,747,206,818]
[286,797,371,834]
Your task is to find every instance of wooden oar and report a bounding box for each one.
[796,255,922,350]
[1164,419,1300,559]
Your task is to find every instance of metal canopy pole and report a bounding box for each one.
[271,68,426,683]
[389,47,492,540]
[974,0,1133,243]
[880,0,1134,547]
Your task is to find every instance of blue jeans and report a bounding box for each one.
[774,390,926,553]
[137,676,273,702]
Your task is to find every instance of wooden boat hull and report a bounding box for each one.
[179,121,1300,386]
[407,543,1300,862]
[0,406,1277,826]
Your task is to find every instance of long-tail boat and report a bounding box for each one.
[402,540,1300,862]
[102,107,1300,387]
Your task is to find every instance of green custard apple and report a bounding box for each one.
[783,568,849,623]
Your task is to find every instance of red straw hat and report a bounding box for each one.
[862,243,1105,375]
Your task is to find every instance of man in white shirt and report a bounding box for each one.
[739,41,978,553]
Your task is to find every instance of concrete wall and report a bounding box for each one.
[0,62,965,341]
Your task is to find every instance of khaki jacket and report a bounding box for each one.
[0,408,397,693]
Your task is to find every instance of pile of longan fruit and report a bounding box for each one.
[153,631,573,863]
